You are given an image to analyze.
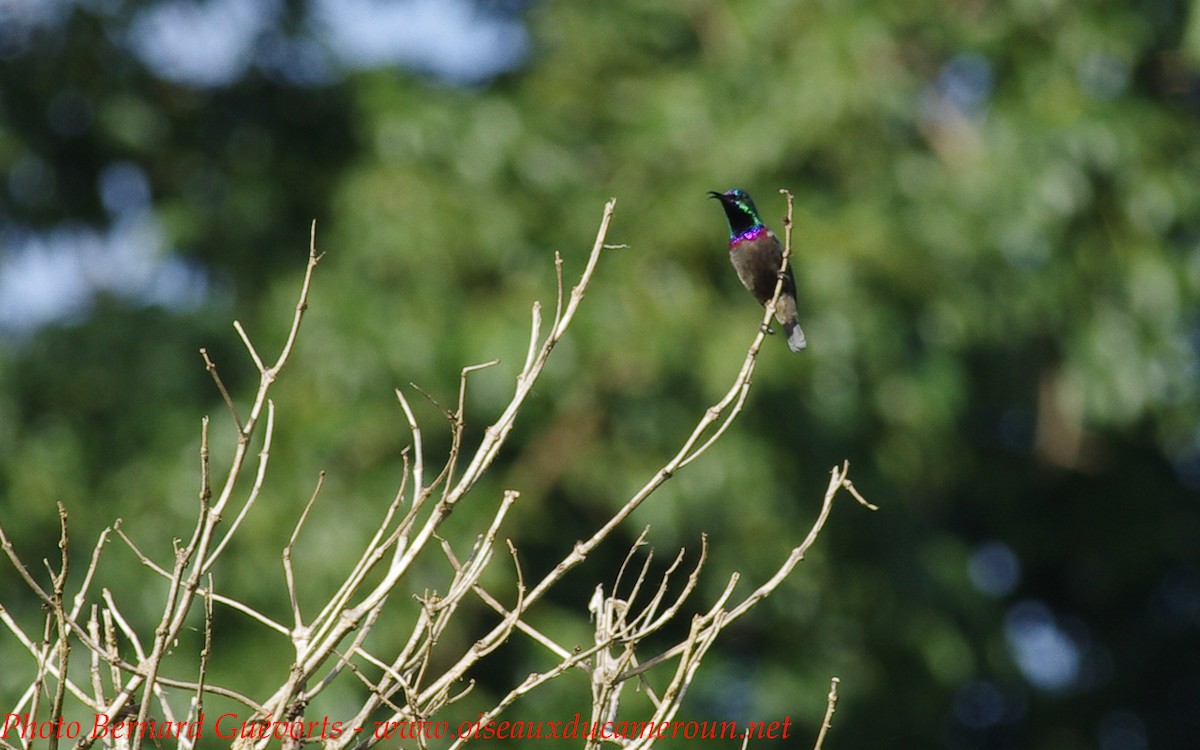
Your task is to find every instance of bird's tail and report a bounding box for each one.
[784,322,807,352]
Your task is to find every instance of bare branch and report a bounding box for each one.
[47,503,70,750]
[203,398,277,571]
[285,471,327,630]
[813,677,841,750]
[0,198,870,750]
[200,350,243,432]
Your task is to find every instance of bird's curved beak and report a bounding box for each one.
[707,190,727,201]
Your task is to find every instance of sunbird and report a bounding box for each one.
[709,188,807,352]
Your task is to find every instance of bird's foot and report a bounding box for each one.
[760,323,776,335]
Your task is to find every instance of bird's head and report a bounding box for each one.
[708,188,764,236]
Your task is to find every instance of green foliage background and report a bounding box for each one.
[2,0,1199,747]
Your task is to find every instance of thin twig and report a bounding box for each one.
[199,350,243,432]
[194,575,214,734]
[285,471,327,631]
[812,677,840,750]
[203,399,277,571]
[47,503,70,750]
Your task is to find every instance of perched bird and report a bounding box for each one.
[709,188,807,351]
